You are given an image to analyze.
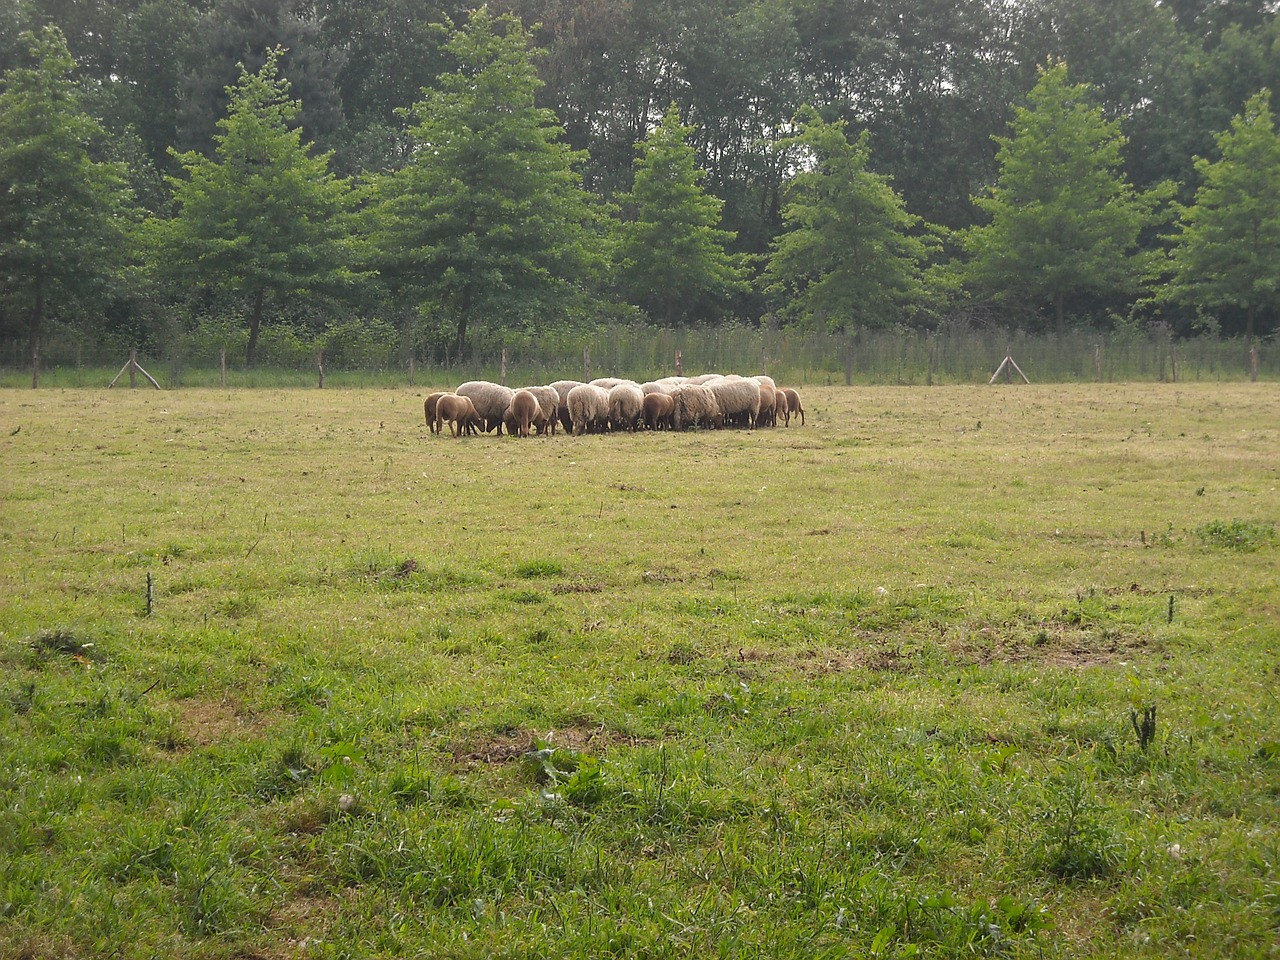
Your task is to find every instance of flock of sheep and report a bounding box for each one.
[425,375,806,438]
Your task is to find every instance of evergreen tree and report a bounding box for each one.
[368,10,602,358]
[760,107,934,332]
[613,104,748,325]
[1163,90,1280,340]
[152,49,360,365]
[0,26,136,381]
[958,61,1167,334]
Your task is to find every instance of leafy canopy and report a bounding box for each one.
[152,48,360,364]
[368,9,603,356]
[959,61,1169,332]
[613,103,749,325]
[1162,89,1280,339]
[760,107,934,332]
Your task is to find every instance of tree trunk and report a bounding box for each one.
[29,273,44,389]
[246,288,265,367]
[1246,304,1256,343]
[454,285,472,359]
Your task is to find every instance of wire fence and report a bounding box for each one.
[1,324,1271,388]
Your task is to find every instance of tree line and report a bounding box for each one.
[1,0,1278,377]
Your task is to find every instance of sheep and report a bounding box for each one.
[520,385,561,435]
[774,388,790,426]
[424,391,449,434]
[756,381,777,428]
[671,383,721,431]
[642,391,675,431]
[752,374,777,390]
[434,394,481,437]
[707,376,761,429]
[504,389,540,438]
[608,381,645,432]
[687,373,723,385]
[549,380,584,434]
[567,383,611,435]
[456,380,515,435]
[781,387,805,426]
[640,381,670,396]
[590,377,626,391]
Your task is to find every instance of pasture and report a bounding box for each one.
[1,382,1278,959]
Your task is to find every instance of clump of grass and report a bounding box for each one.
[1194,518,1276,551]
[28,628,98,661]
[514,558,564,578]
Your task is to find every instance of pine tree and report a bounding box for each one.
[613,104,748,325]
[153,49,359,365]
[1163,89,1280,340]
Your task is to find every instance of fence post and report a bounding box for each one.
[675,349,683,377]
[409,355,416,387]
[500,347,508,386]
[843,341,853,386]
[220,347,227,388]
[317,348,325,389]
[129,348,138,389]
[927,334,936,386]
[1250,342,1258,382]
[583,346,591,382]
[31,341,39,389]
[1094,343,1102,382]
[1170,343,1179,383]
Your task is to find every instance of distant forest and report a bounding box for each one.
[2,0,1278,370]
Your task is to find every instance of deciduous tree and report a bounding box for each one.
[613,104,748,324]
[1162,89,1280,339]
[958,61,1167,333]
[152,49,360,365]
[760,107,934,332]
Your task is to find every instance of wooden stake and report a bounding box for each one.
[317,348,325,389]
[220,346,227,388]
[500,347,508,386]
[675,350,683,377]
[108,349,161,389]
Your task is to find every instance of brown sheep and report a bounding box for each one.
[505,389,540,438]
[781,387,805,426]
[774,389,790,426]
[435,394,481,437]
[642,391,675,431]
[756,382,777,427]
[424,392,449,434]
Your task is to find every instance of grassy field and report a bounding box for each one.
[1,383,1278,959]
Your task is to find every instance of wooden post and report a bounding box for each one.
[1004,344,1012,384]
[146,572,154,617]
[1170,343,1179,383]
[317,348,325,389]
[675,350,683,377]
[129,348,138,389]
[927,334,936,387]
[843,342,853,386]
[500,347,508,386]
[31,341,39,389]
[583,346,591,382]
[409,355,416,387]
[1250,343,1258,382]
[761,343,767,374]
[1094,344,1102,382]
[220,346,227,388]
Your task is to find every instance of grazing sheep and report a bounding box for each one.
[590,377,626,391]
[756,382,777,428]
[640,381,670,396]
[567,383,611,435]
[642,391,675,431]
[608,381,645,431]
[435,394,481,437]
[752,374,777,390]
[549,380,584,434]
[424,391,449,434]
[521,385,561,435]
[671,383,721,431]
[687,373,723,385]
[456,380,515,435]
[774,388,790,426]
[707,376,762,429]
[781,387,805,426]
[504,389,540,438]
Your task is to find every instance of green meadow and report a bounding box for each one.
[1,383,1277,959]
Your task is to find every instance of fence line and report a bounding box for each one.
[2,326,1272,387]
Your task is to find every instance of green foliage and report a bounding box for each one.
[1162,90,1280,340]
[1194,518,1277,551]
[959,61,1170,333]
[150,48,362,366]
[0,26,137,353]
[367,10,604,359]
[613,104,749,324]
[761,107,936,331]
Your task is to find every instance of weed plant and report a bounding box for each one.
[1,383,1278,958]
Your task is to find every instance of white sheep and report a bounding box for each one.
[567,383,611,435]
[707,376,762,428]
[456,380,516,435]
[671,383,721,431]
[608,382,645,431]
